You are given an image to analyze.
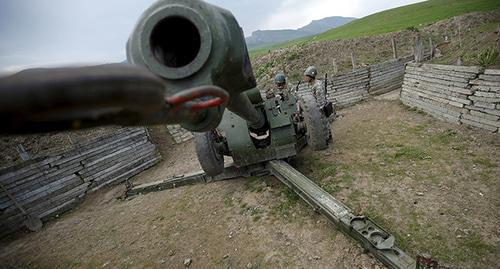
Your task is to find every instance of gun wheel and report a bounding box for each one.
[194,131,224,176]
[299,92,328,151]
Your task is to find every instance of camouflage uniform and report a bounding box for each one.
[304,66,331,142]
[265,88,276,99]
[266,73,288,100]
[310,80,327,106]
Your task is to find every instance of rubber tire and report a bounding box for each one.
[194,132,224,176]
[299,92,328,151]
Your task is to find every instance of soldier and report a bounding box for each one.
[266,73,288,100]
[303,66,326,106]
[303,66,332,142]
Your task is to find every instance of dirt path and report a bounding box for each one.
[1,97,498,269]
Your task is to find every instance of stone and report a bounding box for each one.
[183,258,192,267]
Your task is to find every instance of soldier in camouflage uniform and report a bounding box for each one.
[303,66,326,106]
[266,73,288,100]
[303,66,332,142]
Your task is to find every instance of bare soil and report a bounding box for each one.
[1,96,499,269]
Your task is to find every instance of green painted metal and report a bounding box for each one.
[268,160,416,269]
[245,88,264,104]
[127,163,267,197]
[127,0,263,132]
[218,94,301,167]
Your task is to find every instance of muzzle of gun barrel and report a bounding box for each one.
[127,0,260,132]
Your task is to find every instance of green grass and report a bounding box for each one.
[250,37,310,58]
[250,0,500,57]
[316,0,500,41]
[473,158,498,168]
[431,129,458,144]
[244,176,265,192]
[271,187,301,218]
[364,206,498,264]
[382,145,431,162]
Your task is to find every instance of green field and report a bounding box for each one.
[250,0,500,58]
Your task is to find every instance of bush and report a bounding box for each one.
[406,26,419,32]
[474,47,499,67]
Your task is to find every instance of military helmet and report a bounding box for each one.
[304,66,317,78]
[274,73,286,84]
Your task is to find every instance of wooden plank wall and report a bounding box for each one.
[369,56,414,95]
[327,55,415,108]
[0,128,161,237]
[401,63,500,133]
[327,66,370,108]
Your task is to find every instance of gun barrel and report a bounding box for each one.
[127,0,265,131]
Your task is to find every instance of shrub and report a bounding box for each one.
[474,47,499,67]
[406,26,419,32]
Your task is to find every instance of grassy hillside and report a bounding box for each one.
[250,0,500,58]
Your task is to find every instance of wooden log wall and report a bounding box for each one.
[327,66,370,108]
[326,55,414,108]
[369,56,414,95]
[401,63,500,133]
[0,128,161,237]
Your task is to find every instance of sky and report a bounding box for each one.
[0,0,424,72]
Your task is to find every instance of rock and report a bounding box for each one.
[246,263,253,268]
[434,48,442,58]
[416,192,424,196]
[183,258,192,267]
[168,250,176,256]
[223,254,230,259]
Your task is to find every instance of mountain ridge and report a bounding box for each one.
[246,16,356,49]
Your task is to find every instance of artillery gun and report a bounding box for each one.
[125,1,416,268]
[126,0,329,177]
[192,87,330,176]
[0,0,420,268]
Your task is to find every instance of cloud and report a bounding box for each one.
[0,0,424,72]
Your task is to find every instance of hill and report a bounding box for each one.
[251,10,500,89]
[250,0,500,57]
[245,16,355,49]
